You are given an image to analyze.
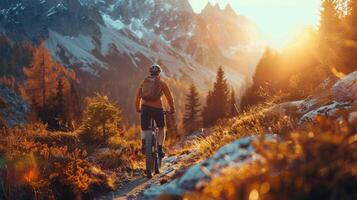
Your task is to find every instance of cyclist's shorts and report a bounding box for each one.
[141,105,165,130]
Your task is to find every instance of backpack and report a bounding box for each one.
[141,76,162,101]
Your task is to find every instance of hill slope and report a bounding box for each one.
[0,0,263,121]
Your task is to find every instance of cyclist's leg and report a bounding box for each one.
[141,106,152,152]
[157,128,165,146]
[153,109,166,157]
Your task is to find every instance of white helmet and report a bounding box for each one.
[149,64,162,75]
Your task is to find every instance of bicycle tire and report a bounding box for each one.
[153,135,160,174]
[158,155,163,169]
[145,133,154,178]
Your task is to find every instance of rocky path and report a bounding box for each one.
[98,156,181,200]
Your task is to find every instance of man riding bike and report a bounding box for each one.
[135,64,175,158]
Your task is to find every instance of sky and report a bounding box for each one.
[188,0,321,49]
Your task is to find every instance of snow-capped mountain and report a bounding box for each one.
[0,0,263,120]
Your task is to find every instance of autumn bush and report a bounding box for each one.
[79,94,123,149]
[191,104,296,160]
[0,93,145,199]
[0,124,116,200]
[185,116,357,200]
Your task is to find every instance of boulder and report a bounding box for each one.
[0,85,30,127]
[332,71,357,102]
[96,148,110,154]
[299,101,356,123]
[349,112,357,132]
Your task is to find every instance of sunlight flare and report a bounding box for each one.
[189,0,321,49]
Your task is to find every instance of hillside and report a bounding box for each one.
[1,1,357,200]
[0,0,263,122]
[119,71,356,200]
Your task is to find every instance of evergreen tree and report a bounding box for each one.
[24,42,64,107]
[320,0,342,37]
[240,48,281,110]
[319,0,344,72]
[348,0,357,31]
[229,89,238,117]
[23,42,76,127]
[202,66,230,127]
[202,90,214,127]
[183,84,201,134]
[166,113,179,140]
[82,94,122,145]
[53,78,67,129]
[68,82,82,125]
[339,0,357,73]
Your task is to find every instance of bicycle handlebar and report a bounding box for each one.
[137,110,175,114]
[163,111,174,115]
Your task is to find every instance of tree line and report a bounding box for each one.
[240,0,357,110]
[182,66,238,135]
[182,0,357,136]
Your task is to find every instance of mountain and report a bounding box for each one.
[0,0,263,121]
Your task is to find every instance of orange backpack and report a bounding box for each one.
[141,76,162,101]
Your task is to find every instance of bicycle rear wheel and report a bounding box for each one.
[153,135,160,174]
[145,134,154,178]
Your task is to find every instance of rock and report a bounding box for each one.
[266,100,305,116]
[349,112,357,132]
[144,134,278,199]
[96,148,110,154]
[87,156,96,162]
[299,101,356,123]
[332,71,357,102]
[0,85,30,127]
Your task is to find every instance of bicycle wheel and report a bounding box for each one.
[153,135,160,174]
[145,133,154,178]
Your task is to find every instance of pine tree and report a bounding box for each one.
[339,0,357,73]
[24,42,63,107]
[202,66,230,127]
[68,82,82,124]
[202,90,214,127]
[240,47,284,110]
[54,78,67,128]
[348,0,357,31]
[166,113,179,140]
[183,84,201,134]
[320,0,342,37]
[229,89,238,117]
[320,0,345,72]
[23,42,76,126]
[82,94,122,145]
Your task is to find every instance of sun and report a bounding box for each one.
[188,0,321,49]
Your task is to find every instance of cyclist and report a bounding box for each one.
[135,64,175,158]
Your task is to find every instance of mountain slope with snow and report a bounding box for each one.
[0,0,264,120]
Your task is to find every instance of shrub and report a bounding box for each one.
[80,94,122,148]
[190,105,296,160]
[0,125,114,200]
[185,117,357,200]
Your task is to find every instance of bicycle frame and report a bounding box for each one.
[150,118,158,155]
[144,111,169,178]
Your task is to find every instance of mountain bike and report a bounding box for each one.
[144,111,168,178]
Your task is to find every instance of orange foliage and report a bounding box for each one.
[185,116,357,200]
[23,42,75,107]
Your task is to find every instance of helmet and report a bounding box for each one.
[149,64,162,75]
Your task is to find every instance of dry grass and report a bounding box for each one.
[190,104,296,160]
[0,122,143,200]
[182,108,357,200]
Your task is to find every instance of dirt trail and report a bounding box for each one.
[99,176,152,200]
[98,156,179,200]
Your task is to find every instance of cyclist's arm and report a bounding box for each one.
[135,81,143,112]
[161,82,175,112]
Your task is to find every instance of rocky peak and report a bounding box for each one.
[202,2,221,14]
[224,4,236,16]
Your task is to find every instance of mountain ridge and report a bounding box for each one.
[0,0,264,122]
